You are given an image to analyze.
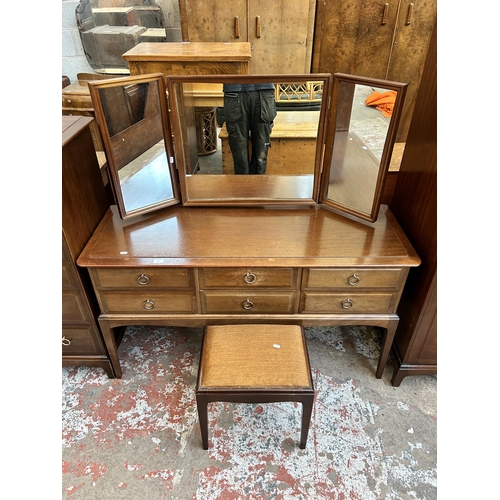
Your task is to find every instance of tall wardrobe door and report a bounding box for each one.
[181,0,248,42]
[248,0,313,73]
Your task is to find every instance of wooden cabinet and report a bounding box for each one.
[77,204,420,378]
[388,23,436,386]
[62,116,115,377]
[123,41,252,76]
[178,0,317,74]
[312,0,436,142]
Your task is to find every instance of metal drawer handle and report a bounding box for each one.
[244,272,257,284]
[347,274,360,286]
[137,273,150,285]
[143,299,155,310]
[341,298,353,309]
[242,299,254,310]
[62,336,72,346]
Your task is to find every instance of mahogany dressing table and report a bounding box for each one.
[78,72,419,379]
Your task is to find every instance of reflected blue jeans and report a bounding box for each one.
[223,89,277,174]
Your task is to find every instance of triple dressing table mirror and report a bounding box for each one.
[79,71,419,379]
[89,72,407,221]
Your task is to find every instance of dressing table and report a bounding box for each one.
[77,72,420,379]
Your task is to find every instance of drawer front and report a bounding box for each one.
[62,326,106,355]
[300,292,396,314]
[303,268,403,289]
[63,291,92,323]
[199,268,298,289]
[93,268,194,289]
[62,262,80,290]
[98,291,197,314]
[200,291,297,314]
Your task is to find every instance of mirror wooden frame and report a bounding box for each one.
[320,73,408,223]
[88,73,181,219]
[89,72,408,224]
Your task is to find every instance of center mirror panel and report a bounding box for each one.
[166,74,332,206]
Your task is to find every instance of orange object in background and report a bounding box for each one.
[365,90,397,117]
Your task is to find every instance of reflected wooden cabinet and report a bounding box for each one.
[312,0,436,142]
[178,0,317,74]
[62,116,115,377]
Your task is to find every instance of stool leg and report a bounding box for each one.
[300,396,314,449]
[196,395,209,450]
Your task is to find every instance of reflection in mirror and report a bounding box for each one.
[89,74,180,219]
[167,74,332,206]
[321,74,407,223]
[76,0,170,73]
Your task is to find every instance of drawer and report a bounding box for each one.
[98,291,197,314]
[62,326,106,355]
[92,268,194,289]
[300,292,396,314]
[63,291,92,323]
[200,268,298,289]
[200,291,297,314]
[302,268,403,289]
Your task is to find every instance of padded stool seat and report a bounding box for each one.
[195,324,315,449]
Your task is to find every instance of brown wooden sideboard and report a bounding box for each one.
[77,203,420,378]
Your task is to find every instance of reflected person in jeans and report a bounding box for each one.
[223,83,277,174]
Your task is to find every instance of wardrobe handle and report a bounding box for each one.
[143,299,155,310]
[137,273,150,285]
[244,272,257,284]
[382,3,389,25]
[62,336,72,346]
[406,3,414,25]
[242,299,254,310]
[234,16,240,38]
[255,16,261,38]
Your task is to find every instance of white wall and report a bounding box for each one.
[62,0,182,83]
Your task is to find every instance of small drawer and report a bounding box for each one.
[62,326,106,355]
[62,291,91,323]
[98,291,197,314]
[200,291,297,314]
[92,268,194,289]
[300,292,396,314]
[200,268,298,289]
[302,268,403,289]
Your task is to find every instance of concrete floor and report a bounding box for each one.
[62,325,437,499]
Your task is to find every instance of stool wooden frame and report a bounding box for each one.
[195,324,315,450]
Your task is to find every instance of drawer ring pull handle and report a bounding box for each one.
[137,273,150,285]
[244,272,257,284]
[347,274,360,286]
[143,299,155,310]
[242,299,254,310]
[341,298,353,309]
[62,336,72,346]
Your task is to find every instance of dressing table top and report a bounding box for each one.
[77,205,420,269]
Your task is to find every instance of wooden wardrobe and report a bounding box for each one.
[388,22,437,386]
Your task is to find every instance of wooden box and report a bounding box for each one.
[92,7,139,27]
[81,25,146,68]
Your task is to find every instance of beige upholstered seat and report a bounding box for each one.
[195,324,315,450]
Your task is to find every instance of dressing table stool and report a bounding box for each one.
[195,324,315,450]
